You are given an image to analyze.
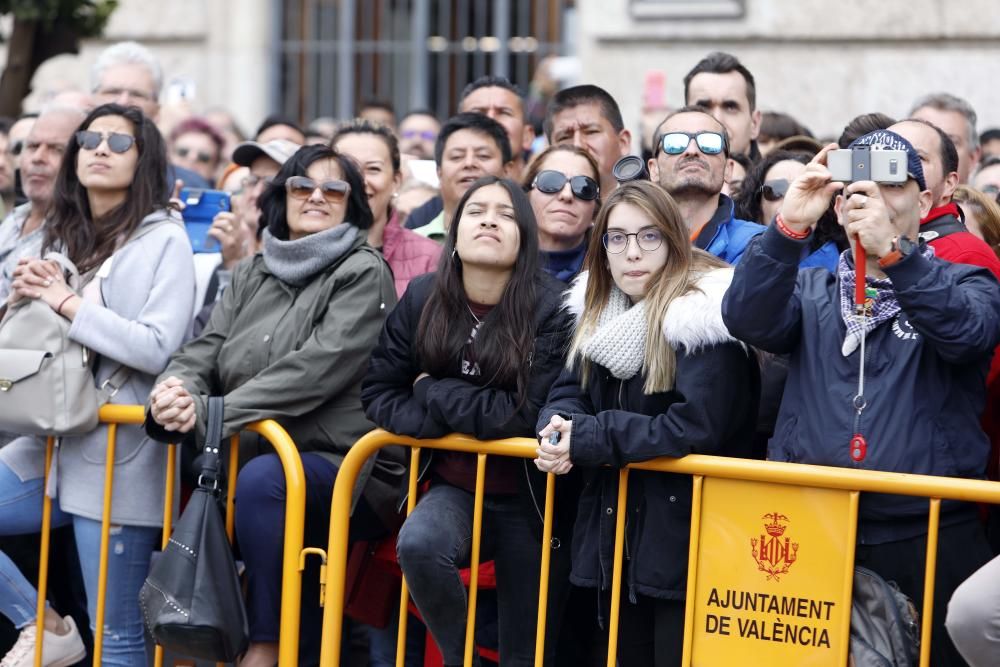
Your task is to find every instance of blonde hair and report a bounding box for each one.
[569,181,727,393]
[954,185,1000,261]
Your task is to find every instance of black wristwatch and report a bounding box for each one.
[878,235,916,268]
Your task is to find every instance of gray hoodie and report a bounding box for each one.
[0,209,196,526]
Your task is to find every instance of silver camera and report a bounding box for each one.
[827,147,908,184]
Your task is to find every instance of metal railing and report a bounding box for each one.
[316,429,1000,667]
[33,405,307,667]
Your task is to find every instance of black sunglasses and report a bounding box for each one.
[175,146,214,164]
[75,130,136,154]
[285,176,351,203]
[532,170,600,201]
[760,179,791,202]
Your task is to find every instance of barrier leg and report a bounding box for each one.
[919,499,941,667]
[153,443,177,667]
[533,473,556,667]
[680,475,704,667]
[606,469,630,667]
[244,422,307,667]
[463,454,488,667]
[92,423,119,666]
[33,438,56,667]
[226,435,239,542]
[319,432,387,666]
[396,447,421,667]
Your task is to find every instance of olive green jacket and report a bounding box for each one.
[149,236,402,526]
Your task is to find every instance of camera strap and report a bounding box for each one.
[850,239,870,463]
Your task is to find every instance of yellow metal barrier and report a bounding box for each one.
[317,430,1000,667]
[33,405,308,667]
[318,430,556,667]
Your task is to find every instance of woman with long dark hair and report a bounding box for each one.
[735,149,846,271]
[147,144,399,667]
[362,176,572,666]
[0,103,196,666]
[536,181,759,667]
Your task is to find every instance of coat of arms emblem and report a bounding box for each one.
[750,512,799,581]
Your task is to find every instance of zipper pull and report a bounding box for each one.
[849,434,867,462]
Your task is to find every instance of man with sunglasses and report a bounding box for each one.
[648,107,763,265]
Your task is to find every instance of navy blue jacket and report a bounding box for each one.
[723,225,1000,543]
[538,269,759,601]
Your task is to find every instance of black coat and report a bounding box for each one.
[537,268,760,602]
[361,270,578,540]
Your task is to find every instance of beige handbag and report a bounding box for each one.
[0,252,118,436]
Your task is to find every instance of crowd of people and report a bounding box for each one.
[0,39,998,667]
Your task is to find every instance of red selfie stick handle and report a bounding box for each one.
[855,237,866,309]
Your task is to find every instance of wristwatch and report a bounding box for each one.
[877,235,916,268]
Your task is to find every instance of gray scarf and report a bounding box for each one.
[580,286,648,380]
[262,223,359,286]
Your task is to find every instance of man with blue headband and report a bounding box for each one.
[722,130,1000,666]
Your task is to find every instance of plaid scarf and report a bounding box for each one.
[837,244,934,356]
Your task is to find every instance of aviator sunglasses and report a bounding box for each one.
[76,130,136,154]
[658,131,726,156]
[532,170,600,201]
[760,178,791,202]
[285,176,351,203]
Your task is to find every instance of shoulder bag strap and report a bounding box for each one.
[197,397,225,491]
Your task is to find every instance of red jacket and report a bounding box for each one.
[923,203,1000,479]
[381,211,442,298]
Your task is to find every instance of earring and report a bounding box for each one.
[391,192,399,200]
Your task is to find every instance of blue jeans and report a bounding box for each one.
[234,452,386,662]
[0,460,158,667]
[395,483,562,667]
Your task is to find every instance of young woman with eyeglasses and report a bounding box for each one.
[522,145,601,282]
[362,176,574,666]
[535,181,759,667]
[146,144,401,667]
[0,103,196,666]
[734,149,846,271]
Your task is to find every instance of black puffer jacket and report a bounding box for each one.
[538,268,760,603]
[361,270,577,540]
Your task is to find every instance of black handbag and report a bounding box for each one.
[139,397,250,661]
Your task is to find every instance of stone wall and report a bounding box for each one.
[9,0,271,137]
[577,0,1000,146]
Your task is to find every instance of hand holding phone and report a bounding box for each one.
[179,188,231,253]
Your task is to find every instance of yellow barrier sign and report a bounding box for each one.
[689,478,857,666]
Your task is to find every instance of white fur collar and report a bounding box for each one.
[564,267,739,352]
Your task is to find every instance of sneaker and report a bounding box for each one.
[0,616,87,667]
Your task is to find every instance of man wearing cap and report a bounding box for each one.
[190,138,300,331]
[722,131,1000,666]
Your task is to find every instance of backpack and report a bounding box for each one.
[849,566,920,667]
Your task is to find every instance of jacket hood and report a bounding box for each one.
[565,267,740,352]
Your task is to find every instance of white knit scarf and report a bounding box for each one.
[580,286,648,380]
